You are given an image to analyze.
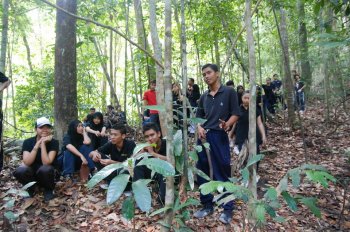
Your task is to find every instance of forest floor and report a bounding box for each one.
[1,102,349,232]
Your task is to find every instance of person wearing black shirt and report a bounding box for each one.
[172,82,183,129]
[85,112,108,150]
[13,117,59,201]
[294,74,306,114]
[262,78,276,114]
[187,78,200,108]
[90,124,136,183]
[61,120,95,180]
[133,123,167,204]
[83,107,95,126]
[236,85,245,106]
[195,64,240,224]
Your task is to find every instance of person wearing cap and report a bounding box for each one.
[13,117,59,201]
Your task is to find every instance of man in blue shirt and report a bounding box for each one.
[194,64,240,224]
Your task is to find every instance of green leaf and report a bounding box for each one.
[255,203,266,222]
[281,191,298,212]
[199,181,222,195]
[189,117,207,124]
[173,130,183,156]
[5,199,15,209]
[132,179,152,212]
[299,197,321,218]
[264,188,278,202]
[188,167,195,190]
[289,168,301,188]
[175,155,184,174]
[141,158,176,177]
[18,190,30,198]
[305,170,336,188]
[6,189,18,195]
[4,211,18,222]
[264,204,276,218]
[192,167,211,181]
[203,142,210,150]
[122,197,135,221]
[21,181,36,190]
[149,206,171,217]
[273,216,286,223]
[241,167,249,184]
[277,175,288,193]
[107,174,130,205]
[246,154,264,168]
[143,105,166,112]
[216,194,236,206]
[174,198,200,211]
[188,150,198,162]
[133,143,151,156]
[195,145,203,153]
[87,163,124,189]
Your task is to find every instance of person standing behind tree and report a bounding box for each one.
[172,82,184,129]
[187,78,201,108]
[143,80,160,128]
[194,64,240,224]
[294,74,306,115]
[272,74,283,106]
[262,78,276,115]
[13,117,59,201]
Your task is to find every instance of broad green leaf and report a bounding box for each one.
[264,188,278,201]
[192,167,211,181]
[246,154,264,168]
[195,145,203,153]
[241,167,249,184]
[133,143,151,156]
[299,197,321,218]
[141,158,175,177]
[188,150,198,162]
[289,168,301,188]
[305,170,336,188]
[6,189,17,195]
[189,117,207,125]
[175,155,184,174]
[277,175,288,193]
[281,191,298,212]
[187,167,195,190]
[264,204,276,218]
[107,174,130,205]
[4,211,18,222]
[216,194,236,206]
[87,163,124,189]
[122,197,135,221]
[21,181,36,190]
[255,203,266,222]
[132,179,152,212]
[18,190,30,198]
[174,198,200,211]
[173,130,183,157]
[199,181,222,195]
[143,105,165,112]
[5,199,15,209]
[149,206,171,217]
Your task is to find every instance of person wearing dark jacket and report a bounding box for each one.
[85,112,108,150]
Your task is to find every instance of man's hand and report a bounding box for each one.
[101,131,107,137]
[197,125,206,140]
[100,159,112,166]
[90,151,101,162]
[95,131,101,137]
[219,119,230,132]
[81,156,88,165]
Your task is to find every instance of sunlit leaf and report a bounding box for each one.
[107,174,130,205]
[132,179,152,212]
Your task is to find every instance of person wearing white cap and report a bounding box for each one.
[13,117,59,201]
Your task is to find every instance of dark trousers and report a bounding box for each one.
[13,165,55,190]
[295,92,305,111]
[133,162,166,202]
[62,145,94,176]
[196,130,234,211]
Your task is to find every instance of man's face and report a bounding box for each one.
[273,75,278,80]
[266,79,271,85]
[188,80,194,86]
[110,129,125,144]
[144,129,161,145]
[36,125,52,138]
[202,67,219,86]
[90,109,95,115]
[150,83,156,91]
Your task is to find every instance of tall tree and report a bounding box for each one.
[0,0,10,172]
[54,0,78,143]
[297,0,312,92]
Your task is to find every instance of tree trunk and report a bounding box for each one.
[214,36,220,68]
[22,34,34,72]
[297,0,312,92]
[124,0,129,113]
[162,0,174,230]
[149,0,167,136]
[109,28,114,105]
[273,4,296,127]
[54,0,78,144]
[129,43,142,126]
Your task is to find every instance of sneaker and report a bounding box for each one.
[193,206,214,218]
[219,210,232,224]
[44,190,55,202]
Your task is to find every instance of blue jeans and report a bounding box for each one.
[295,91,305,111]
[62,144,95,176]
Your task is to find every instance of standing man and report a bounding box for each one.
[262,78,276,115]
[294,74,306,115]
[13,117,59,201]
[272,74,283,106]
[143,80,160,127]
[187,78,201,108]
[194,64,240,224]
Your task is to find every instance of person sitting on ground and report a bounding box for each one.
[234,91,267,174]
[85,112,108,150]
[89,124,136,184]
[13,117,59,201]
[115,105,127,125]
[61,120,95,181]
[83,107,96,126]
[0,71,11,92]
[133,122,167,204]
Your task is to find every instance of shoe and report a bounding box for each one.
[193,206,214,218]
[44,190,55,202]
[219,210,232,224]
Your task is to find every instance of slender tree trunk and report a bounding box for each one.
[109,28,114,104]
[149,0,167,135]
[273,4,296,127]
[214,36,220,68]
[162,0,174,229]
[124,0,129,113]
[22,34,33,72]
[129,43,142,125]
[54,0,78,144]
[297,0,312,92]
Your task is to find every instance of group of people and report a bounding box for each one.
[12,64,306,225]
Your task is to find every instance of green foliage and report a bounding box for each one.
[137,158,176,177]
[107,174,130,205]
[305,170,336,188]
[122,197,135,221]
[281,191,298,212]
[132,179,152,212]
